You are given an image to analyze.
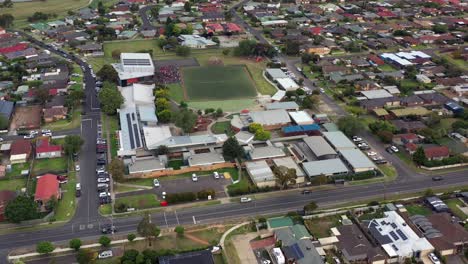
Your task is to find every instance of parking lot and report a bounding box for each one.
[155,173,231,198]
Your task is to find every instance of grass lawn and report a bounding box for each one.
[167,83,185,103]
[227,171,252,194]
[99,204,112,215]
[6,162,30,177]
[406,204,431,216]
[211,121,234,136]
[113,184,143,193]
[0,177,27,191]
[43,109,82,131]
[103,39,163,58]
[182,65,257,101]
[304,215,341,238]
[378,64,396,72]
[0,0,89,27]
[102,114,119,158]
[189,227,226,245]
[115,194,160,210]
[86,57,117,72]
[126,233,209,252]
[441,54,468,71]
[188,99,256,112]
[55,171,76,221]
[434,118,458,132]
[302,65,321,80]
[446,199,467,220]
[33,157,67,174]
[400,79,419,90]
[358,209,384,221]
[168,159,184,170]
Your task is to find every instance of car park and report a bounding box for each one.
[213,172,220,179]
[97,173,109,179]
[192,173,198,182]
[98,250,113,259]
[240,197,252,203]
[153,179,160,187]
[101,224,116,234]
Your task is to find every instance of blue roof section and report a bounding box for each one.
[444,101,464,112]
[0,100,14,120]
[282,124,320,133]
[138,105,158,123]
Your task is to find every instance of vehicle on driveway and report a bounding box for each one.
[98,250,113,259]
[192,173,198,182]
[153,179,160,187]
[428,253,441,264]
[240,197,252,203]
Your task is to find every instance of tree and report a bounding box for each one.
[0,115,9,130]
[66,89,85,108]
[121,249,139,263]
[64,135,84,156]
[302,95,319,109]
[76,248,95,264]
[215,108,223,117]
[174,226,185,237]
[172,109,197,133]
[304,201,318,214]
[4,195,38,223]
[157,109,172,123]
[97,64,119,84]
[155,98,170,110]
[97,1,106,15]
[155,145,169,155]
[175,46,191,57]
[137,214,160,246]
[337,116,364,137]
[424,188,434,197]
[254,130,271,141]
[36,241,55,254]
[0,14,14,28]
[1,0,13,8]
[155,89,169,98]
[45,196,58,212]
[36,87,50,105]
[312,174,328,185]
[99,82,124,115]
[432,24,448,34]
[413,146,426,165]
[69,238,82,251]
[248,123,263,133]
[222,137,244,160]
[274,166,297,189]
[377,130,394,143]
[108,159,125,181]
[111,49,121,59]
[285,40,300,55]
[99,236,111,247]
[184,2,191,11]
[127,233,136,242]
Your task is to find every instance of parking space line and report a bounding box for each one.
[174,210,180,225]
[163,212,168,228]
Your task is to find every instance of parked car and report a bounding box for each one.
[100,196,112,204]
[101,224,116,234]
[192,173,198,182]
[240,197,252,203]
[75,189,81,197]
[432,176,443,181]
[213,172,220,179]
[97,178,110,183]
[98,250,113,259]
[98,192,110,198]
[352,136,363,142]
[23,134,34,139]
[75,183,81,191]
[42,132,52,137]
[41,129,51,134]
[97,159,106,166]
[429,253,441,264]
[367,151,377,156]
[153,179,160,187]
[96,167,106,174]
[75,165,80,171]
[390,145,399,153]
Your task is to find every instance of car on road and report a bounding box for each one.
[101,224,117,234]
[302,189,311,194]
[192,173,198,182]
[390,145,399,153]
[97,178,110,183]
[432,176,443,181]
[213,171,220,179]
[429,253,441,264]
[367,151,377,156]
[240,197,252,203]
[23,134,34,139]
[153,179,160,187]
[98,250,113,259]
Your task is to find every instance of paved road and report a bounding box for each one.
[139,5,157,31]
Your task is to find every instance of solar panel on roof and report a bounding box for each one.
[396,229,408,240]
[391,223,397,228]
[389,231,399,240]
[290,243,304,259]
[122,59,151,66]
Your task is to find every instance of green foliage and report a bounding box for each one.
[0,115,9,130]
[222,137,244,160]
[36,241,55,254]
[99,82,124,115]
[69,238,82,251]
[76,248,95,264]
[248,123,262,133]
[254,129,271,141]
[304,201,318,214]
[424,188,434,197]
[233,40,276,58]
[97,64,119,84]
[413,147,426,165]
[175,46,191,57]
[127,233,136,242]
[108,158,125,181]
[369,120,397,134]
[432,24,448,34]
[0,14,14,28]
[337,116,364,137]
[273,166,297,190]
[137,214,161,245]
[172,109,197,133]
[66,89,85,108]
[5,195,39,223]
[64,135,84,156]
[99,236,111,247]
[157,109,172,123]
[174,226,185,236]
[285,40,300,55]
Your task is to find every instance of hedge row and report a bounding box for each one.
[166,189,216,204]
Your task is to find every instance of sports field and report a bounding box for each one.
[181,65,257,101]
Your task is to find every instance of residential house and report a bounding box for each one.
[36,138,62,159]
[10,139,32,164]
[245,160,276,188]
[274,225,324,264]
[392,133,420,145]
[424,146,450,161]
[34,174,61,211]
[43,107,68,123]
[392,120,427,133]
[337,224,387,264]
[0,100,14,122]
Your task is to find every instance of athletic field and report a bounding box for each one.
[181,65,257,101]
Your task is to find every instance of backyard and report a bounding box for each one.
[211,121,234,136]
[6,162,30,177]
[405,204,432,216]
[54,171,77,221]
[304,215,342,238]
[0,177,27,191]
[32,157,68,174]
[43,109,82,131]
[446,198,467,220]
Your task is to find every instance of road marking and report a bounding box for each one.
[87,224,94,229]
[79,224,85,230]
[163,212,168,228]
[81,118,93,133]
[174,210,180,225]
[192,216,196,225]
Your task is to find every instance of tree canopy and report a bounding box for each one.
[97,64,119,84]
[222,137,244,161]
[337,116,364,137]
[413,146,426,165]
[137,214,161,246]
[273,166,297,189]
[64,135,84,156]
[36,241,55,254]
[98,82,124,115]
[69,238,82,251]
[108,159,125,181]
[5,195,39,223]
[172,109,197,133]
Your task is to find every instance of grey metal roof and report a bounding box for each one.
[248,146,285,160]
[128,157,165,174]
[303,136,337,158]
[272,157,305,178]
[187,152,225,167]
[0,100,14,120]
[339,149,376,171]
[250,109,291,126]
[246,160,275,183]
[322,131,356,150]
[265,101,299,110]
[302,158,349,177]
[274,227,324,264]
[266,68,288,79]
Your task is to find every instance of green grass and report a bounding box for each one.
[188,99,256,112]
[89,0,120,8]
[0,177,27,191]
[304,215,341,238]
[102,114,119,158]
[86,57,116,72]
[406,204,432,216]
[182,65,257,101]
[302,65,321,79]
[115,194,160,210]
[32,157,67,174]
[378,64,396,72]
[99,204,112,215]
[399,79,419,90]
[103,39,163,58]
[43,109,82,131]
[441,55,468,71]
[114,184,143,193]
[211,121,234,136]
[54,171,76,221]
[6,162,30,177]
[168,83,185,103]
[168,159,184,170]
[227,171,252,193]
[446,198,467,220]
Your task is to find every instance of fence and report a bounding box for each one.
[127,162,236,179]
[421,163,468,171]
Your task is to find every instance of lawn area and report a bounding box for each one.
[188,226,227,245]
[54,171,76,221]
[168,159,184,170]
[399,79,419,91]
[211,121,234,136]
[167,83,185,103]
[86,56,117,72]
[441,54,468,71]
[188,99,256,112]
[446,198,467,220]
[0,0,89,27]
[126,233,209,252]
[113,184,143,193]
[378,64,396,72]
[182,65,257,101]
[0,177,27,191]
[304,215,342,238]
[405,204,431,216]
[302,65,321,80]
[33,157,67,174]
[43,109,82,131]
[103,39,163,58]
[102,114,119,158]
[227,171,252,194]
[349,164,397,186]
[6,162,30,177]
[434,118,458,132]
[99,204,112,215]
[114,194,160,210]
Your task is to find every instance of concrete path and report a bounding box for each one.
[219,222,248,248]
[232,233,258,264]
[115,182,153,190]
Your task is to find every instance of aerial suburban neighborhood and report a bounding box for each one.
[0,0,466,262]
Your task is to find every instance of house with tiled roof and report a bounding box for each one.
[10,139,32,164]
[393,133,420,145]
[424,146,450,161]
[34,174,60,211]
[36,138,62,159]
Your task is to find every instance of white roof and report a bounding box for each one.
[235,131,254,144]
[322,131,356,150]
[289,111,314,125]
[339,149,376,171]
[276,78,299,91]
[120,83,155,107]
[113,53,154,80]
[266,68,288,79]
[10,154,27,161]
[271,90,286,101]
[261,20,288,26]
[143,126,172,149]
[381,53,413,66]
[249,146,285,160]
[246,160,275,182]
[361,89,394,99]
[187,152,225,167]
[250,109,291,126]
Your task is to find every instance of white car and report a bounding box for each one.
[320,88,325,93]
[98,250,113,259]
[352,137,363,142]
[99,192,110,198]
[41,129,51,134]
[429,253,441,264]
[75,165,80,171]
[0,138,3,142]
[192,173,198,182]
[75,183,81,191]
[390,145,399,153]
[367,151,377,156]
[153,179,160,187]
[30,130,38,135]
[240,197,252,203]
[42,132,52,137]
[97,183,109,189]
[96,167,106,174]
[213,172,220,179]
[23,134,34,139]
[97,178,110,183]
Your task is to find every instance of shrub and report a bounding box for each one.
[99,236,111,247]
